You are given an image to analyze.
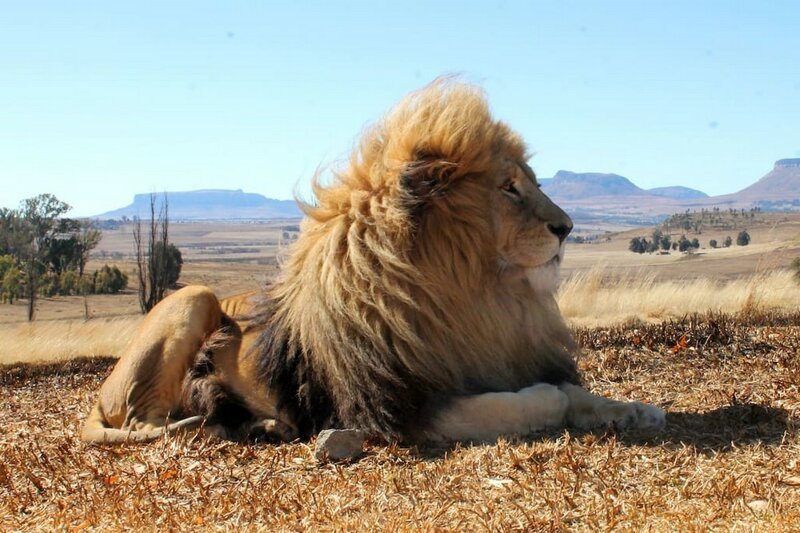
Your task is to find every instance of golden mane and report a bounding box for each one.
[255,79,578,440]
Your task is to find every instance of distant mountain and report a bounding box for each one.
[95,189,302,220]
[540,170,649,200]
[646,186,708,200]
[729,159,800,202]
[540,171,707,201]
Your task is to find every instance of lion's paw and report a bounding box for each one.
[629,402,666,429]
[570,400,665,431]
[247,418,298,443]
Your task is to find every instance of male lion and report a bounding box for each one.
[82,80,665,444]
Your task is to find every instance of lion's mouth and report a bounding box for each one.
[546,254,561,266]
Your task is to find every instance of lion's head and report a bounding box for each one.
[257,79,579,440]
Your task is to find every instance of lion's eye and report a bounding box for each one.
[501,180,521,198]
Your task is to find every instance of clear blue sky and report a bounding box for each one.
[2,1,799,216]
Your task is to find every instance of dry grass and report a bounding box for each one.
[0,316,141,365]
[1,313,799,530]
[3,268,799,365]
[558,268,800,327]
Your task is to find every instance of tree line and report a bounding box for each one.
[629,227,750,254]
[1,193,183,320]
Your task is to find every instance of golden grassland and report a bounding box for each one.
[1,314,799,530]
[2,268,798,365]
[558,269,800,327]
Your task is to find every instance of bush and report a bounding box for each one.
[629,237,647,254]
[94,264,128,294]
[1,265,21,304]
[77,274,95,296]
[736,230,751,246]
[724,236,733,248]
[59,270,78,296]
[709,239,718,248]
[152,242,183,288]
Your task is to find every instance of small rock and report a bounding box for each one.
[746,499,769,513]
[314,429,366,462]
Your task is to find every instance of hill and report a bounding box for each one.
[95,189,301,220]
[539,171,707,201]
[718,159,800,209]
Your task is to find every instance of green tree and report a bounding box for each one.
[736,230,751,246]
[18,194,71,320]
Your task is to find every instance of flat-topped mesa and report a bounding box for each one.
[775,159,800,169]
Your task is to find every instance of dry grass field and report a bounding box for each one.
[1,215,800,530]
[2,312,799,530]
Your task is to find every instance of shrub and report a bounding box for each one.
[629,237,646,254]
[94,264,128,294]
[736,230,751,246]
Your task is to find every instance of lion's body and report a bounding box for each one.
[81,80,664,445]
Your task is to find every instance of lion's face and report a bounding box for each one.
[490,159,572,290]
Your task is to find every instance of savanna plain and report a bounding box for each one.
[2,214,800,530]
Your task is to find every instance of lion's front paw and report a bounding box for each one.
[568,399,666,431]
[247,418,298,443]
[629,402,666,429]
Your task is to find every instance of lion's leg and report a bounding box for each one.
[558,382,665,430]
[82,286,223,443]
[425,383,569,442]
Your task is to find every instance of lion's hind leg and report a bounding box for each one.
[81,285,224,444]
[426,383,569,442]
[558,382,666,430]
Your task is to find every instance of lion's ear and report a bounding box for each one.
[399,151,458,217]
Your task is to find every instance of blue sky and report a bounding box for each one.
[2,1,799,217]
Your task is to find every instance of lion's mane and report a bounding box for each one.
[252,80,579,440]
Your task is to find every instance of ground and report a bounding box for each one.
[2,314,799,530]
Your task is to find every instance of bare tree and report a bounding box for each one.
[133,193,172,313]
[76,220,102,278]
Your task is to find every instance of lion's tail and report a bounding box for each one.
[80,404,205,444]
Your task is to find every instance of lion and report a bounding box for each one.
[81,79,665,445]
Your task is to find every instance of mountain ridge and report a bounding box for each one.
[92,159,800,223]
[95,189,302,220]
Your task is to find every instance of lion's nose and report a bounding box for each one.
[547,222,572,243]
